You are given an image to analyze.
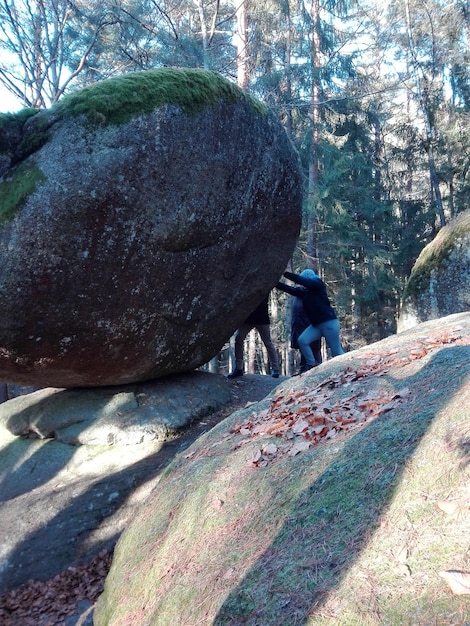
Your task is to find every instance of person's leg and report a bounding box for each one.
[233,324,252,370]
[298,325,321,367]
[312,338,322,364]
[256,324,279,375]
[318,319,344,356]
[0,383,8,404]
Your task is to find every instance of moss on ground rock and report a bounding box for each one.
[94,313,470,626]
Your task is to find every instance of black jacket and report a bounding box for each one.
[244,295,270,325]
[277,271,337,326]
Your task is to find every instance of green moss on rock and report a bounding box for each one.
[54,68,267,126]
[0,108,41,154]
[403,211,470,299]
[0,108,39,131]
[0,164,45,223]
[0,69,266,171]
[0,69,267,223]
[17,114,52,158]
[0,108,51,168]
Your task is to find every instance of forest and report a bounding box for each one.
[1,0,468,376]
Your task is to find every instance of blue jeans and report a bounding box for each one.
[298,319,344,366]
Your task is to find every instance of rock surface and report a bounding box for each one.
[398,210,470,331]
[93,313,470,626]
[0,68,302,387]
[1,316,469,625]
[0,371,232,592]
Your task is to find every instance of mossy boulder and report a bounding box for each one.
[0,68,302,387]
[398,210,470,331]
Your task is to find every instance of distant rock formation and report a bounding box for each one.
[398,211,470,331]
[0,68,302,387]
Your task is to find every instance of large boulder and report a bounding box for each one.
[398,211,470,331]
[0,68,302,387]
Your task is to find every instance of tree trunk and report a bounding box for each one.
[195,0,210,69]
[285,5,293,139]
[404,0,446,227]
[306,0,321,266]
[235,0,249,89]
[247,330,256,373]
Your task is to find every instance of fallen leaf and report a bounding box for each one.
[263,420,288,435]
[437,500,460,516]
[211,497,224,510]
[307,415,326,426]
[381,400,399,413]
[392,546,409,563]
[263,443,278,456]
[292,418,309,434]
[252,423,270,434]
[436,500,470,518]
[395,387,410,398]
[439,570,470,595]
[288,440,311,456]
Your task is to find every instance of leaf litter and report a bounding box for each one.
[229,330,467,468]
[0,549,112,626]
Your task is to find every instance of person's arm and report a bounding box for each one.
[283,271,322,290]
[283,271,299,283]
[276,281,302,297]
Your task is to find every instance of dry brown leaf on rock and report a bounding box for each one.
[263,443,278,456]
[231,333,468,469]
[436,500,470,519]
[392,545,409,564]
[439,570,470,595]
[287,440,311,457]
